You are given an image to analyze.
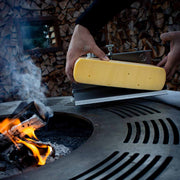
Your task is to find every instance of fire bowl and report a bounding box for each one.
[0,92,180,180]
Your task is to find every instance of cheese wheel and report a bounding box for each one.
[73,58,166,90]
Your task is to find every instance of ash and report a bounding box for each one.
[50,142,71,159]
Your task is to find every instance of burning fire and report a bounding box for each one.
[0,117,52,166]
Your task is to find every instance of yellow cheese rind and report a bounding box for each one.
[73,58,166,90]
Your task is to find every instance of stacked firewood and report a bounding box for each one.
[103,0,180,90]
[0,0,92,102]
[0,0,179,102]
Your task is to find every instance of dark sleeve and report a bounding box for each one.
[76,0,135,35]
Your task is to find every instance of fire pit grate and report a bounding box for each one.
[68,101,179,180]
[122,117,179,145]
[70,151,173,180]
[0,92,180,180]
[103,103,161,118]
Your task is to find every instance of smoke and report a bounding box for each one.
[0,0,53,117]
[11,56,43,101]
[11,53,53,117]
[0,45,53,117]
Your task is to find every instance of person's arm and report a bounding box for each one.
[76,0,134,35]
[66,24,108,82]
[157,31,180,80]
[66,0,134,82]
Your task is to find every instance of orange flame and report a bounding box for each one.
[0,118,52,166]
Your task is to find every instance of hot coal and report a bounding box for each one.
[0,161,7,172]
[0,134,12,153]
[36,130,88,151]
[1,144,36,169]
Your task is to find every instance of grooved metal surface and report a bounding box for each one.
[0,91,180,180]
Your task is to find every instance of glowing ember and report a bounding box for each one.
[0,117,52,166]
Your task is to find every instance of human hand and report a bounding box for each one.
[157,31,180,80]
[66,24,109,82]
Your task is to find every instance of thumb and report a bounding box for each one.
[160,32,176,42]
[91,44,109,60]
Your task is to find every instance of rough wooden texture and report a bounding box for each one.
[8,115,46,138]
[0,114,46,154]
[104,0,180,91]
[0,115,46,141]
[0,0,92,102]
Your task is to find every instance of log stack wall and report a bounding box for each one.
[0,0,179,102]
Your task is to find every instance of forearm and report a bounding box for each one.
[76,0,134,35]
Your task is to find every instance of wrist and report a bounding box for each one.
[75,24,91,35]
